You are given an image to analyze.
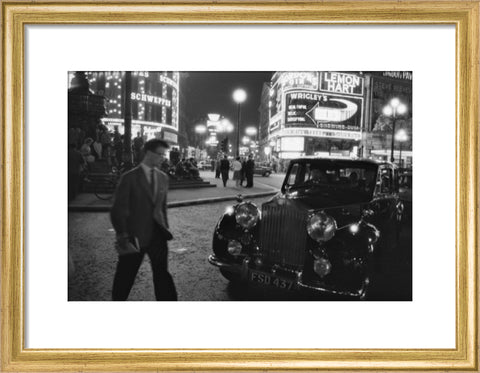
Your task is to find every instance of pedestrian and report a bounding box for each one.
[240,157,246,186]
[68,143,85,201]
[110,139,177,301]
[80,137,95,165]
[215,157,221,179]
[220,155,230,187]
[92,137,102,160]
[245,154,255,188]
[232,157,242,188]
[112,128,122,166]
[210,159,215,172]
[272,159,278,173]
[100,130,112,165]
[132,132,144,165]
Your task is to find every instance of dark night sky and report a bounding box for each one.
[183,72,273,130]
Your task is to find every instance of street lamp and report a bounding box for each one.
[233,88,247,157]
[395,128,409,167]
[195,124,207,149]
[245,126,257,137]
[383,98,407,163]
[218,118,233,154]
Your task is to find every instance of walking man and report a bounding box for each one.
[220,155,230,187]
[245,154,255,188]
[110,139,177,301]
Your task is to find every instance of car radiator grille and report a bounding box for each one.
[259,204,308,269]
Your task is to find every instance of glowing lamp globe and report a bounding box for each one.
[233,89,247,104]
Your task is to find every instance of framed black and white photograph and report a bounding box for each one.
[67,70,413,302]
[1,1,478,371]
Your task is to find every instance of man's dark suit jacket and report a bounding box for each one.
[245,159,255,173]
[110,166,169,248]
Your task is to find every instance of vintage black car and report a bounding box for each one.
[208,158,404,299]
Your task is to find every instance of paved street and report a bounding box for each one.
[69,196,272,301]
[69,192,412,301]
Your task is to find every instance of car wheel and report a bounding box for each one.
[264,172,270,177]
[220,268,241,283]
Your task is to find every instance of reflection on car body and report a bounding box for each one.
[208,158,405,299]
[398,168,412,220]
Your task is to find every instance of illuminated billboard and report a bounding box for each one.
[82,71,180,134]
[285,91,363,131]
[319,72,364,96]
[269,72,319,120]
[280,137,304,152]
[269,72,365,137]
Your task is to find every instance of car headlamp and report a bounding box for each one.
[307,212,337,242]
[235,202,261,229]
[227,240,242,256]
[313,257,332,278]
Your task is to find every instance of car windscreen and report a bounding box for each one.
[285,161,378,203]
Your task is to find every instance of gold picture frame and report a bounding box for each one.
[1,1,478,371]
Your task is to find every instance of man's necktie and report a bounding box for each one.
[150,168,155,198]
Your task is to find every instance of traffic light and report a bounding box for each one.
[220,137,229,153]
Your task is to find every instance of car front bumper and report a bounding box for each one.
[208,254,368,299]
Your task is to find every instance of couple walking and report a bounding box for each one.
[220,154,255,188]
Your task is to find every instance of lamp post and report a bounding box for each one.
[233,89,247,157]
[123,71,133,169]
[245,126,258,158]
[195,124,207,149]
[383,98,407,163]
[395,128,409,167]
[219,118,234,154]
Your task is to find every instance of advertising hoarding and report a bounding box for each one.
[319,72,364,96]
[280,137,304,152]
[269,72,319,119]
[285,91,363,131]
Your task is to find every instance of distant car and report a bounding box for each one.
[253,162,273,177]
[197,161,211,171]
[208,158,404,299]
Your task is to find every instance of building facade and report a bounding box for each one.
[262,71,412,166]
[267,71,365,160]
[69,71,180,146]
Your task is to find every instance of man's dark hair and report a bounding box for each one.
[144,139,169,153]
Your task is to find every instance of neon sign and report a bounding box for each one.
[285,91,363,131]
[130,92,171,107]
[320,72,364,96]
[160,74,178,88]
[277,72,319,91]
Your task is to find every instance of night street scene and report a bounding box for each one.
[68,71,412,301]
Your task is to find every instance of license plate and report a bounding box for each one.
[250,271,294,290]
